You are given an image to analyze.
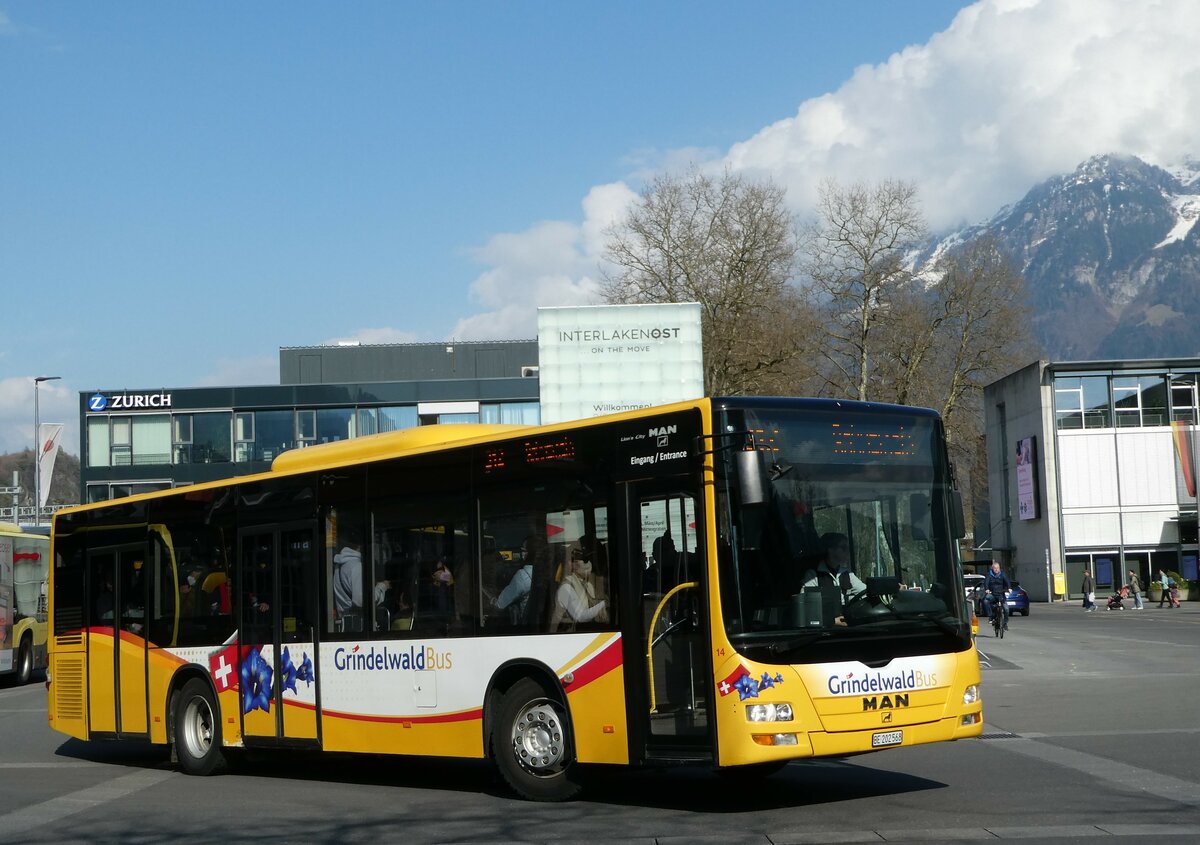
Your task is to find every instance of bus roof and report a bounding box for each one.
[54,397,715,520]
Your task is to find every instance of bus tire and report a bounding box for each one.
[490,677,581,802]
[15,636,33,686]
[173,678,227,776]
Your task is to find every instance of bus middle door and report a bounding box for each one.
[620,482,713,762]
[238,524,320,745]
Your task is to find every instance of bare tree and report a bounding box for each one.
[928,236,1038,436]
[801,179,928,401]
[602,168,806,396]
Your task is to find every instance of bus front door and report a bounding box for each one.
[238,525,320,745]
[623,484,712,760]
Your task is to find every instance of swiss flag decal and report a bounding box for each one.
[208,644,239,693]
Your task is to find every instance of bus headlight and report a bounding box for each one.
[746,702,794,722]
[963,684,980,705]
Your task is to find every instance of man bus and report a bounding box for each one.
[47,397,983,800]
[0,522,49,685]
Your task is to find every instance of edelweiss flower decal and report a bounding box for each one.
[240,647,273,714]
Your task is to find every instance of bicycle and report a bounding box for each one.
[990,594,1006,638]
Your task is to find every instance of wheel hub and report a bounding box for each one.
[511,700,565,776]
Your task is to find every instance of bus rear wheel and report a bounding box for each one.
[491,678,581,802]
[15,636,33,686]
[174,678,227,776]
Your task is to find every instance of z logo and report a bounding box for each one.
[881,712,893,723]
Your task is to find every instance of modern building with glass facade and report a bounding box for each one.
[983,358,1200,604]
[80,340,541,503]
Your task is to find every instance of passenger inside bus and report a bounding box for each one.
[550,539,608,631]
[493,536,535,624]
[333,528,364,631]
[95,572,115,622]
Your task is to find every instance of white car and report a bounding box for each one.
[963,574,986,612]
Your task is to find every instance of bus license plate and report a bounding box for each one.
[872,730,903,747]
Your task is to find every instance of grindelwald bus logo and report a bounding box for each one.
[88,393,108,412]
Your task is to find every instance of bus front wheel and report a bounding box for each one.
[491,678,582,802]
[14,636,32,686]
[173,678,227,776]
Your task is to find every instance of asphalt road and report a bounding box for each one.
[1,601,1197,844]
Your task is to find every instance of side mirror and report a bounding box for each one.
[948,490,966,539]
[736,448,768,506]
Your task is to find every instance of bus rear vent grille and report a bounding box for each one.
[55,656,85,721]
[54,606,84,641]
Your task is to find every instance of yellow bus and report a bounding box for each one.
[47,397,982,800]
[0,522,50,686]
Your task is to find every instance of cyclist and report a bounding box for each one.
[981,561,1011,632]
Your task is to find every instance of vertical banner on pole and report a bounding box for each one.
[36,423,64,508]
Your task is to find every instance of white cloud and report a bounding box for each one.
[0,377,77,457]
[194,355,279,388]
[448,182,637,340]
[728,0,1200,230]
[321,327,421,346]
[454,0,1200,334]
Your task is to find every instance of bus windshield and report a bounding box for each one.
[717,403,968,660]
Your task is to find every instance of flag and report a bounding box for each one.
[36,424,63,508]
[718,664,750,696]
[208,643,239,693]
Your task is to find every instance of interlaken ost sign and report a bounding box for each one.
[537,303,704,425]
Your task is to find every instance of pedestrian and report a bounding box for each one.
[1081,568,1096,612]
[1157,569,1171,608]
[1127,569,1143,610]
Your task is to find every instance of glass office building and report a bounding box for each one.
[983,358,1200,603]
[80,341,541,503]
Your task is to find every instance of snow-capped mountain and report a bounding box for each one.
[931,154,1200,361]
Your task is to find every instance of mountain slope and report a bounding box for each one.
[936,154,1200,361]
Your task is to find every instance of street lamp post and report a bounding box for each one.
[33,375,61,527]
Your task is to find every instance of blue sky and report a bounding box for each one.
[3,0,1200,454]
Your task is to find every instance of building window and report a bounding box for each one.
[87,418,111,468]
[296,409,316,448]
[112,416,132,465]
[378,406,418,433]
[1113,375,1167,427]
[192,412,232,463]
[254,410,295,461]
[481,402,541,425]
[1054,376,1110,429]
[235,412,255,462]
[1112,377,1143,427]
[357,408,378,437]
[1171,379,1198,424]
[317,407,354,443]
[173,415,194,464]
[132,415,171,465]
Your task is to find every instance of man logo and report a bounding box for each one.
[862,694,909,711]
[648,425,677,438]
[657,435,669,446]
[88,394,108,412]
[882,712,893,723]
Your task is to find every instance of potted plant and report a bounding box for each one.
[1147,572,1188,603]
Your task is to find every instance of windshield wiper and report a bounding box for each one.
[766,630,830,655]
[886,609,964,637]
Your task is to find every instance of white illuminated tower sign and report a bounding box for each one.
[537,303,704,425]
